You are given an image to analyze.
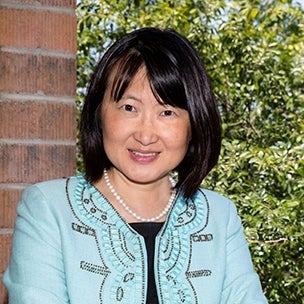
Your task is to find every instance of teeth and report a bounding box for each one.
[132,151,157,157]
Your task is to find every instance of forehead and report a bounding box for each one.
[103,50,188,110]
[106,63,165,105]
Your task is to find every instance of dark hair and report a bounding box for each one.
[80,27,221,198]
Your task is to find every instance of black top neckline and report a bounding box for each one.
[130,222,164,304]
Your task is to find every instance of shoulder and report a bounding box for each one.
[197,188,230,202]
[22,175,78,198]
[193,188,235,211]
[192,188,240,225]
[18,176,79,217]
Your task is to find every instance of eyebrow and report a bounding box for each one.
[120,92,168,107]
[121,94,143,103]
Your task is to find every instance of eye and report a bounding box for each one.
[121,104,136,112]
[161,110,175,117]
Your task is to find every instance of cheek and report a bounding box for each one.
[167,124,191,150]
[102,110,119,137]
[101,116,117,147]
[102,125,118,146]
[102,116,129,149]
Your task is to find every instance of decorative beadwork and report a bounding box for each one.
[66,175,212,303]
[72,222,95,236]
[103,169,176,222]
[80,261,110,276]
[186,269,212,278]
[191,233,213,242]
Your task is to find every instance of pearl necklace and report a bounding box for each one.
[103,169,176,222]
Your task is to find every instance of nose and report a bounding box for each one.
[133,117,159,146]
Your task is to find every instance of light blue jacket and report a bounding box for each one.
[4,175,268,303]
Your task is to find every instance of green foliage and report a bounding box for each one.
[76,0,304,302]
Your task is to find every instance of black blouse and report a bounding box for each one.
[130,222,164,304]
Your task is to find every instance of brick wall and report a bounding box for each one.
[0,1,77,302]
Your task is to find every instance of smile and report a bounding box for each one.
[131,150,159,157]
[129,150,160,163]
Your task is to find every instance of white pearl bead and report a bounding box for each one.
[103,169,176,222]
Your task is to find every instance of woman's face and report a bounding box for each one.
[101,67,191,185]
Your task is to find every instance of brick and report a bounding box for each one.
[0,8,76,52]
[0,232,12,274]
[0,143,76,184]
[0,1,76,303]
[38,0,76,7]
[0,281,8,304]
[1,0,76,8]
[0,232,11,304]
[0,188,24,228]
[0,51,76,96]
[0,100,76,140]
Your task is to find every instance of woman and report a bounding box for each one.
[4,28,268,303]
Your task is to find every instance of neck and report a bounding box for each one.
[109,169,172,202]
[100,168,176,222]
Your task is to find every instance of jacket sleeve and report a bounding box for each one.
[3,184,70,304]
[220,201,268,304]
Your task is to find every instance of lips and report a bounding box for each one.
[129,149,160,163]
[132,150,158,157]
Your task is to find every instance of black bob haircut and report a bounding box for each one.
[80,27,221,199]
